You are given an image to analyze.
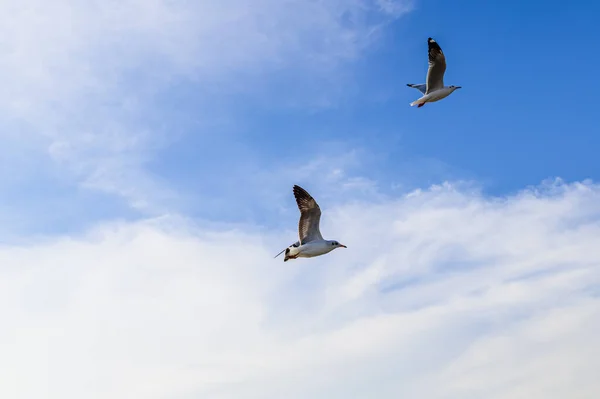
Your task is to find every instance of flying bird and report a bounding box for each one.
[274,185,347,262]
[407,37,461,107]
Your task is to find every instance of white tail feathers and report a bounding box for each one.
[410,97,427,107]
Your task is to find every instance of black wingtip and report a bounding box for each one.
[427,37,443,54]
[293,185,311,199]
[293,185,317,211]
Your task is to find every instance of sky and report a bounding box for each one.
[1,0,600,398]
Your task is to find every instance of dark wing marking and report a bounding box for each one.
[293,185,323,244]
[274,241,299,258]
[425,37,446,94]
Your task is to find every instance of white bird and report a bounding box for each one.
[407,37,461,108]
[274,185,347,262]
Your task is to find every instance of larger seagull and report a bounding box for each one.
[407,37,461,108]
[275,185,346,262]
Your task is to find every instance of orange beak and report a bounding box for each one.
[339,244,347,248]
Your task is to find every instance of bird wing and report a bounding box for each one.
[293,185,323,244]
[406,83,427,94]
[425,37,446,94]
[273,241,299,258]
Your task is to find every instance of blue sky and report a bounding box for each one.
[2,0,599,234]
[1,1,600,398]
[139,0,600,225]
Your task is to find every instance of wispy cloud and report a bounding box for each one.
[1,179,599,398]
[0,0,412,214]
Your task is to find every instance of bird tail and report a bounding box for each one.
[410,98,426,107]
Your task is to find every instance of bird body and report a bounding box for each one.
[407,37,461,107]
[283,240,341,261]
[409,86,460,107]
[275,185,346,262]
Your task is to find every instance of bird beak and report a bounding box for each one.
[456,86,462,89]
[339,244,347,248]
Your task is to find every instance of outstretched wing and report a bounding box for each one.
[273,241,299,258]
[293,185,323,244]
[425,37,446,94]
[406,83,427,94]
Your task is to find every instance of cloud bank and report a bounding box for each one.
[2,180,599,399]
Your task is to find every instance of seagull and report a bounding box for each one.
[274,185,347,262]
[407,37,461,108]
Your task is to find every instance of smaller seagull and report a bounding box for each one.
[407,37,461,108]
[274,185,347,262]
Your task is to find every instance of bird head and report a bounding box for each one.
[329,240,347,249]
[449,85,462,90]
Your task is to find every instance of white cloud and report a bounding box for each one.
[0,0,412,211]
[2,179,599,398]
